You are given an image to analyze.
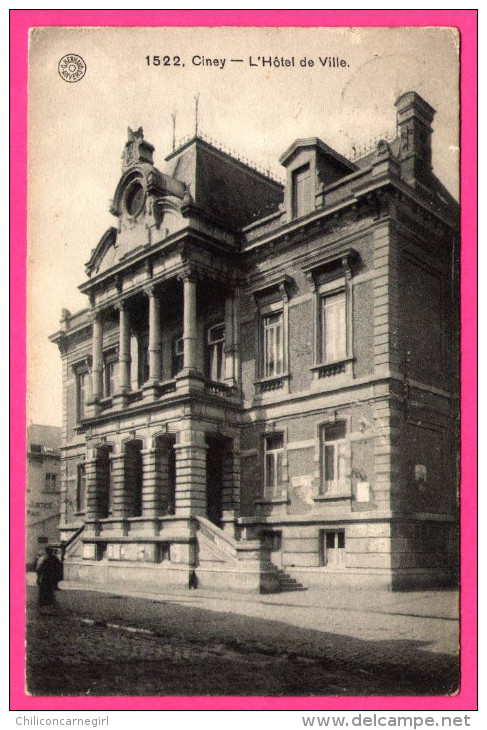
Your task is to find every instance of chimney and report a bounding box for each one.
[395,91,436,187]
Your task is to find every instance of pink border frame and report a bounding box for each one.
[10,9,477,711]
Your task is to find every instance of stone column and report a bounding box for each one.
[182,273,198,373]
[109,453,129,518]
[141,446,163,517]
[85,458,100,521]
[173,427,207,517]
[221,441,240,538]
[91,313,103,400]
[146,288,161,384]
[118,304,131,392]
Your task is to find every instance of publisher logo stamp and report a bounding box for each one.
[58,54,86,83]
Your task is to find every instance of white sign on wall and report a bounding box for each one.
[292,475,314,488]
[356,481,370,502]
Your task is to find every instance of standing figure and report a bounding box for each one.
[36,547,63,607]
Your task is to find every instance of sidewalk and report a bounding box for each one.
[27,573,459,656]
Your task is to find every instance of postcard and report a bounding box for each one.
[11,10,477,716]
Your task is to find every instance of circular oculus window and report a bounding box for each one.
[124,181,145,216]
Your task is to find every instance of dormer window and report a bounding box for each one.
[292,164,312,218]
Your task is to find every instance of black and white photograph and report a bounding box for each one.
[25,25,460,698]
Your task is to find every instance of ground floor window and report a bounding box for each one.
[321,530,346,566]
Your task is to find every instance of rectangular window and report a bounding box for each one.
[104,356,119,397]
[206,322,225,382]
[44,473,58,493]
[76,463,86,513]
[264,433,284,497]
[76,371,88,421]
[322,530,346,566]
[292,164,312,218]
[322,291,346,362]
[172,335,184,377]
[321,422,348,493]
[263,311,284,378]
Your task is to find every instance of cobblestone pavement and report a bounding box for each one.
[25,583,459,697]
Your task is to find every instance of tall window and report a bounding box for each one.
[104,354,119,397]
[321,422,347,493]
[206,322,225,382]
[44,473,58,493]
[126,441,143,517]
[76,463,86,513]
[76,371,88,421]
[321,291,346,362]
[138,331,150,386]
[292,164,312,218]
[172,335,184,377]
[263,312,284,378]
[264,433,284,497]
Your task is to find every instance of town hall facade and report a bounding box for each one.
[51,91,459,592]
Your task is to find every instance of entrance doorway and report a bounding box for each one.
[206,436,225,527]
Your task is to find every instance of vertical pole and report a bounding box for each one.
[182,273,197,372]
[91,313,103,399]
[147,289,161,383]
[118,304,131,392]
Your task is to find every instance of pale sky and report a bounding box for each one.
[26,26,459,426]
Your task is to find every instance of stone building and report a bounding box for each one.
[50,91,459,592]
[26,424,62,569]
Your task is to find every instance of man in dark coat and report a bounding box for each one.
[36,547,63,607]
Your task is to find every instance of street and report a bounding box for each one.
[26,581,459,697]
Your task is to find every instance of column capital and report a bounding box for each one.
[114,298,129,312]
[143,284,156,298]
[88,309,104,323]
[177,266,198,284]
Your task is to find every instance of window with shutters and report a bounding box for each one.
[292,164,312,218]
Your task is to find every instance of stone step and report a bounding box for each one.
[275,569,307,593]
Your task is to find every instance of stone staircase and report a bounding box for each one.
[274,568,307,593]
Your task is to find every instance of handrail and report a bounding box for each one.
[194,515,239,555]
[61,524,85,558]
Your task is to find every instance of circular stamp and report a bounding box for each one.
[58,54,86,83]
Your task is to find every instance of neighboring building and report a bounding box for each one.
[26,424,62,569]
[50,92,459,592]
